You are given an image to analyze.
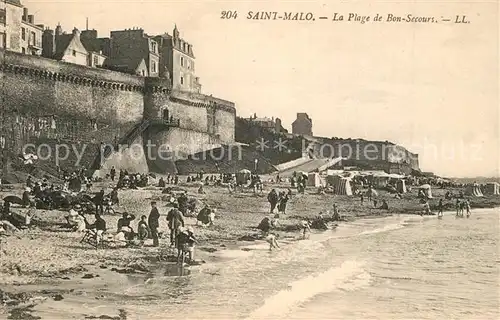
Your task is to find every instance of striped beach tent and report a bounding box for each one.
[484,182,500,195]
[327,175,353,196]
[464,183,484,197]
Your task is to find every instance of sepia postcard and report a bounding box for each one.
[0,0,498,319]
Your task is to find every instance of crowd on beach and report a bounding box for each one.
[0,164,495,261]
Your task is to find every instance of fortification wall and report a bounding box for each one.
[0,49,236,173]
[0,50,144,125]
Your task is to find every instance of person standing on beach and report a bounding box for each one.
[166,203,185,247]
[455,198,461,217]
[267,189,279,213]
[465,199,471,218]
[148,201,160,247]
[437,199,444,217]
[360,193,364,205]
[110,166,116,182]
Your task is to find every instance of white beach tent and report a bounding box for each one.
[464,183,484,197]
[307,172,323,187]
[484,182,500,196]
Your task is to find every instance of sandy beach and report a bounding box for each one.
[1,178,499,319]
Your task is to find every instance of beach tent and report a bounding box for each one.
[326,175,353,196]
[396,179,407,194]
[371,172,391,189]
[418,184,433,198]
[235,169,251,185]
[307,172,323,187]
[484,182,500,196]
[464,183,484,197]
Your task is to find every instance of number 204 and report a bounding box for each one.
[221,11,238,19]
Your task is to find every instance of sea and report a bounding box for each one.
[31,208,499,320]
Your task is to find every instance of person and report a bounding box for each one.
[198,185,206,194]
[455,198,461,217]
[110,166,116,182]
[137,215,150,241]
[301,220,311,239]
[176,226,197,263]
[88,213,106,244]
[278,191,289,214]
[380,200,389,210]
[332,203,341,221]
[65,205,87,232]
[158,177,166,188]
[437,199,444,217]
[465,199,471,218]
[265,233,280,251]
[93,189,105,215]
[177,192,188,215]
[110,188,119,206]
[117,212,136,240]
[148,201,160,247]
[267,189,279,213]
[360,193,364,205]
[257,217,272,234]
[197,204,214,226]
[166,203,185,247]
[22,187,32,208]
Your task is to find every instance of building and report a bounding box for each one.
[42,25,89,66]
[292,113,313,136]
[0,0,43,54]
[80,29,108,68]
[154,25,201,93]
[245,113,286,133]
[107,28,159,77]
[20,7,43,55]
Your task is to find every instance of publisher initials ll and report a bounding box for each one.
[455,15,469,23]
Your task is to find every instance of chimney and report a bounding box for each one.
[28,15,34,24]
[23,8,28,21]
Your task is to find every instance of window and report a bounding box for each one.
[180,56,184,67]
[187,60,190,70]
[180,76,184,85]
[31,32,35,45]
[151,42,157,53]
[191,61,195,71]
[22,47,25,54]
[152,61,157,73]
[0,9,6,24]
[21,28,26,40]
[72,50,76,56]
[93,56,99,66]
[0,32,5,49]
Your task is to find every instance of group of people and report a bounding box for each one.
[267,188,292,215]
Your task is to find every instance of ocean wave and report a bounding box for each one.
[245,260,371,320]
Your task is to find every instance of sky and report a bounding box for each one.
[23,0,499,178]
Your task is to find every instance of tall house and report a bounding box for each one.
[80,29,109,68]
[20,7,43,55]
[292,113,313,136]
[108,28,159,77]
[155,25,201,93]
[0,0,43,54]
[42,25,89,66]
